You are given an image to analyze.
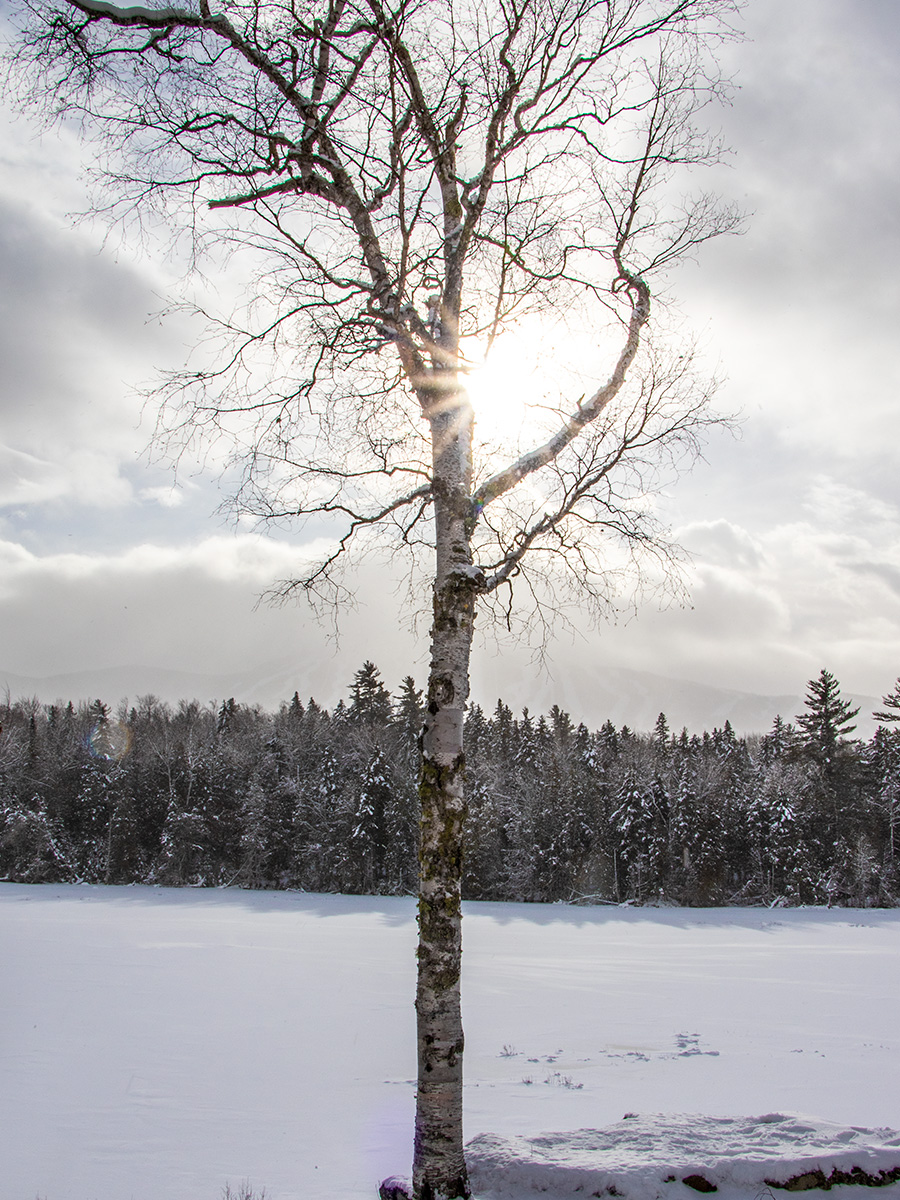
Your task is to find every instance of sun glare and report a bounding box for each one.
[463,329,550,447]
[463,314,612,453]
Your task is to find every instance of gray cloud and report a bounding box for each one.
[674,0,900,465]
[1,2,899,726]
[678,519,764,570]
[0,535,419,690]
[0,191,187,507]
[848,561,900,600]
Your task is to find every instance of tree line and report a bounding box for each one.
[8,0,750,1189]
[1,665,898,906]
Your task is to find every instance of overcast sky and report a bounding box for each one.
[1,0,899,730]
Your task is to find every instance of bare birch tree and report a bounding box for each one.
[8,1,740,1196]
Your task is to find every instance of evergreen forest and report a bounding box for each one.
[2,666,899,907]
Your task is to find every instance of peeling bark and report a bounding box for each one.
[7,7,740,1196]
[413,392,475,1200]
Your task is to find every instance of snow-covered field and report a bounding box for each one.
[2,884,899,1200]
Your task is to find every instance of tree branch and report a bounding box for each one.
[471,271,650,520]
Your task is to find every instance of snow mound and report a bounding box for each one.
[467,1113,900,1200]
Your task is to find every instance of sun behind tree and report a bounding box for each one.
[8,2,742,1195]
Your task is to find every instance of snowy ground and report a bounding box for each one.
[2,885,899,1200]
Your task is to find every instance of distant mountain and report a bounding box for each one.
[0,661,339,714]
[487,664,879,739]
[0,661,881,737]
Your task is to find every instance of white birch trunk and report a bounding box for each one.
[412,389,476,1200]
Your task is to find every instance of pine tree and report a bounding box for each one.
[512,707,533,767]
[760,713,798,765]
[610,766,668,902]
[879,761,900,879]
[653,711,671,752]
[394,677,425,740]
[154,799,208,885]
[105,788,143,883]
[794,670,865,871]
[549,705,574,746]
[461,776,500,899]
[796,669,860,769]
[349,662,393,727]
[871,702,900,882]
[0,797,73,882]
[295,748,345,891]
[238,774,293,889]
[492,700,515,766]
[761,761,814,902]
[598,720,619,766]
[73,758,116,881]
[349,749,392,893]
[217,697,238,737]
[874,679,900,726]
[670,757,701,899]
[238,779,270,887]
[463,704,489,760]
[530,708,585,901]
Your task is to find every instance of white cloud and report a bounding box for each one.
[672,0,900,461]
[678,519,764,570]
[0,533,333,587]
[139,485,186,509]
[0,534,417,687]
[801,477,900,534]
[2,2,899,724]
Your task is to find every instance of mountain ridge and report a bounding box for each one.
[1,661,881,737]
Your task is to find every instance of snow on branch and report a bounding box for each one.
[65,0,202,25]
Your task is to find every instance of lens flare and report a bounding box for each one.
[87,720,132,762]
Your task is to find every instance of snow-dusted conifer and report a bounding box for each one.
[349,662,393,728]
[349,749,392,893]
[874,679,900,726]
[796,670,860,771]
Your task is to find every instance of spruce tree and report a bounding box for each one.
[796,669,860,770]
[394,677,425,740]
[349,662,393,727]
[872,684,900,877]
[874,679,900,726]
[350,750,392,892]
[653,712,671,751]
